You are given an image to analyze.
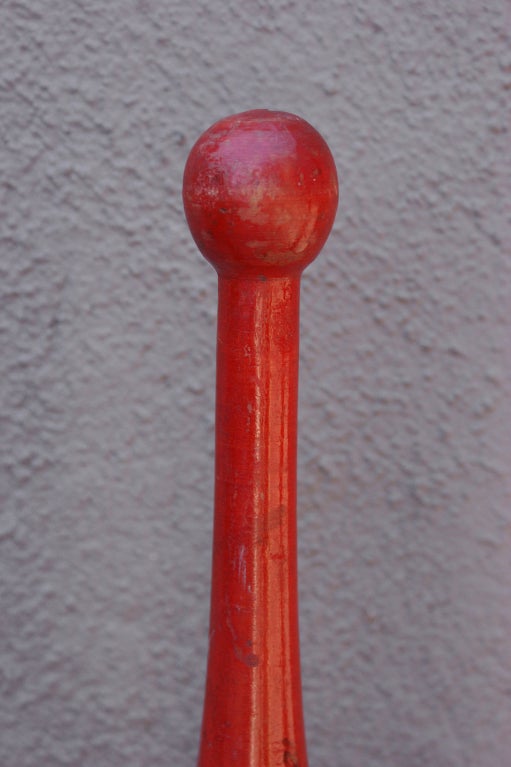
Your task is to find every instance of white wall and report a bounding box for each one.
[1,1,510,765]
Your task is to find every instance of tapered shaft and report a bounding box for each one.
[183,109,338,767]
[201,274,304,765]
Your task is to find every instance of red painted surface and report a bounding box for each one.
[183,110,338,767]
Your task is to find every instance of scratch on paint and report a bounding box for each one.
[237,544,247,590]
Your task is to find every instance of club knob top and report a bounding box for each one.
[182,109,338,277]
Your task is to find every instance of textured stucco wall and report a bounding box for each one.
[1,1,510,766]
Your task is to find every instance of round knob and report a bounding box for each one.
[183,109,338,277]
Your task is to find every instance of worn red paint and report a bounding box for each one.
[183,110,338,767]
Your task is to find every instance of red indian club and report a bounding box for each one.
[183,109,338,767]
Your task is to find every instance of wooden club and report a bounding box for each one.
[183,109,338,767]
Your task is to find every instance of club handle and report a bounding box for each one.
[183,109,338,767]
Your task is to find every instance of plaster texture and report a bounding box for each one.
[1,1,510,766]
